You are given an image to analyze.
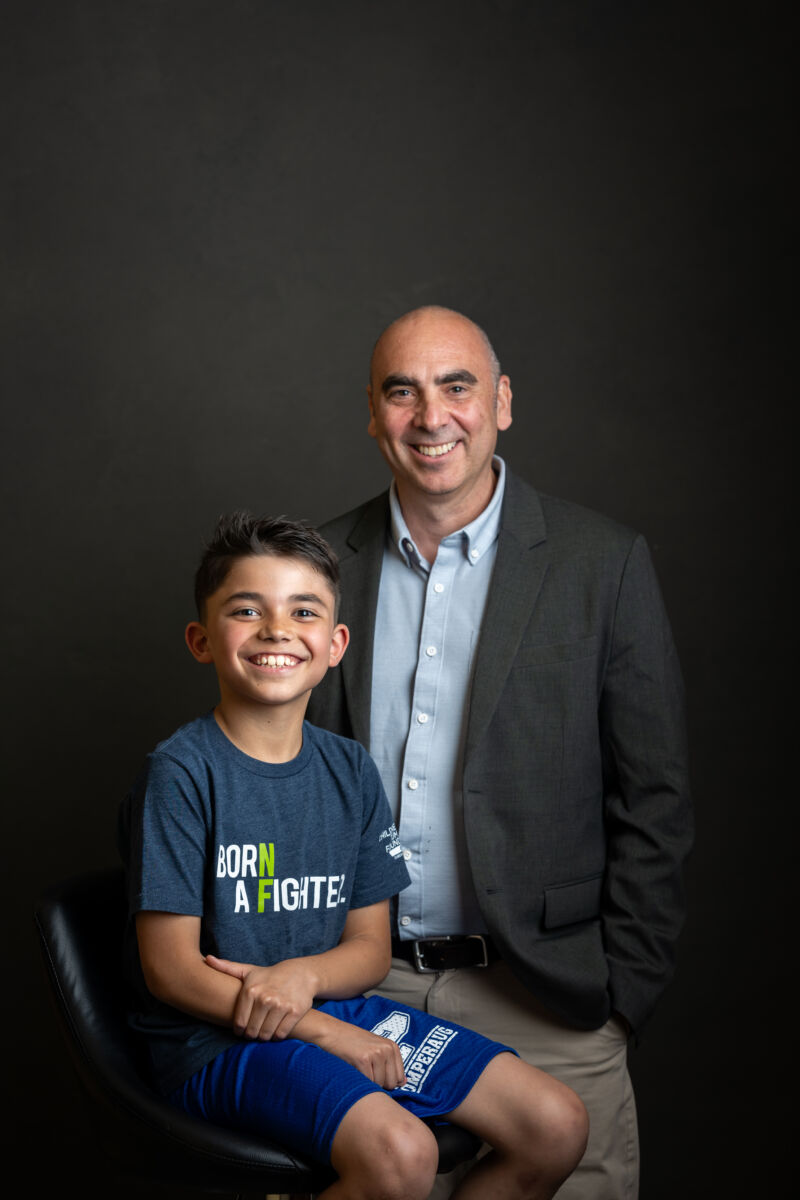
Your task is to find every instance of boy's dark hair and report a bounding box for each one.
[194,511,341,620]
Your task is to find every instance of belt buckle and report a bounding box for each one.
[467,933,490,968]
[411,935,490,972]
[412,938,442,973]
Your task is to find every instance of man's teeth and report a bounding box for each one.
[417,441,457,457]
[252,654,297,667]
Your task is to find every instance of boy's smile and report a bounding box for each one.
[185,554,349,719]
[249,652,303,669]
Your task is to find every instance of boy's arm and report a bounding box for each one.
[204,897,393,1040]
[136,899,405,1087]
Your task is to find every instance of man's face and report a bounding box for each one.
[185,554,348,717]
[367,309,512,511]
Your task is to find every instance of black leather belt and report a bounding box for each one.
[391,934,499,973]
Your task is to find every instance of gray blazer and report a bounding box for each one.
[308,469,692,1035]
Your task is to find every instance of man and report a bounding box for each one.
[307,305,692,1198]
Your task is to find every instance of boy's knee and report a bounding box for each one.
[550,1086,590,1169]
[335,1109,438,1200]
[525,1083,589,1182]
[380,1118,439,1197]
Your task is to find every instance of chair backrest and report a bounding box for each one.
[34,867,335,1195]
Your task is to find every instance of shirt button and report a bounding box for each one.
[400,915,412,927]
[417,712,429,724]
[433,582,444,593]
[425,645,437,657]
[403,849,412,861]
[407,778,419,790]
[470,548,480,560]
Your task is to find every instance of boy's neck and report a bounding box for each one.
[213,698,306,763]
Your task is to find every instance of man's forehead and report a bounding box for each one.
[373,316,490,380]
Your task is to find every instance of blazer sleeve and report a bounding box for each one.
[599,533,693,1034]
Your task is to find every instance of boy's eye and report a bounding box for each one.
[233,607,259,617]
[294,608,316,619]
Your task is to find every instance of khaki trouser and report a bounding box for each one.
[369,957,639,1200]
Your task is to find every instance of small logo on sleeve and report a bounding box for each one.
[379,823,405,859]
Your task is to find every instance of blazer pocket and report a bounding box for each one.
[513,635,598,669]
[543,873,603,929]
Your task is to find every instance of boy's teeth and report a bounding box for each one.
[418,441,456,457]
[253,654,295,667]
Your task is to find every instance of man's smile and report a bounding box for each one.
[412,440,458,458]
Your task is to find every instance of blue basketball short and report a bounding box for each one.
[169,993,514,1164]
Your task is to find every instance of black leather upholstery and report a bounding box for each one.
[35,868,481,1196]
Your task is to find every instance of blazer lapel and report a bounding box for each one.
[337,494,389,751]
[464,473,548,763]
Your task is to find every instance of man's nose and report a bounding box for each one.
[414,391,447,429]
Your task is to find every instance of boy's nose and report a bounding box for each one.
[258,622,289,641]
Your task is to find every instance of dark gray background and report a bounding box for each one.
[3,2,790,1196]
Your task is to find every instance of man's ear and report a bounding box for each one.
[328,623,350,668]
[496,374,513,431]
[185,622,214,663]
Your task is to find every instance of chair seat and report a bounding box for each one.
[35,868,481,1195]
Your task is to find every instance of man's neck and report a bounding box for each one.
[395,469,498,563]
[214,697,306,763]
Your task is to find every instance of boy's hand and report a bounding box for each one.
[314,1018,407,1090]
[205,954,317,1041]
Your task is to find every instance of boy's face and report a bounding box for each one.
[185,553,348,715]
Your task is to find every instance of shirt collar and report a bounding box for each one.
[389,456,507,569]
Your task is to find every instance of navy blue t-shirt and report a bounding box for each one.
[120,713,411,1094]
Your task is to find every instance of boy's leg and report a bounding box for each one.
[321,1092,438,1200]
[442,1051,588,1200]
[172,1035,439,1200]
[372,958,637,1200]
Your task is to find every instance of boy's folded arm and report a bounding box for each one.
[135,911,242,1027]
[302,896,394,999]
[205,898,393,1041]
[136,899,393,1044]
[291,1007,407,1089]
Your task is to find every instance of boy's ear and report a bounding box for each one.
[185,621,214,663]
[328,623,350,668]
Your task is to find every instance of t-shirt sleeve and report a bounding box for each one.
[126,751,209,917]
[348,749,411,909]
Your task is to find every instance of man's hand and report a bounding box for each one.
[205,954,318,1041]
[313,1016,407,1090]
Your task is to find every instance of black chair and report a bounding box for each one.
[35,868,481,1198]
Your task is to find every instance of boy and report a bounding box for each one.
[119,512,588,1200]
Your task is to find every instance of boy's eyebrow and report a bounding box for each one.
[224,591,265,604]
[289,592,329,608]
[223,590,330,608]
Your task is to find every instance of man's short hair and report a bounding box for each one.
[194,511,341,620]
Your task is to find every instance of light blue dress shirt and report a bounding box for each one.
[369,457,507,939]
